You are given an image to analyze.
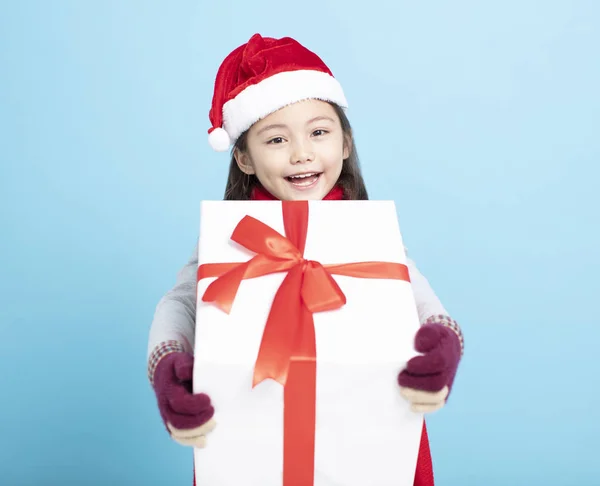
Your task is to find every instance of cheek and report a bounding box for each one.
[250,150,284,179]
[322,142,346,168]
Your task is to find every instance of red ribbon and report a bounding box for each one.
[197,201,410,485]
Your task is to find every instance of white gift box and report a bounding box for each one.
[193,200,423,486]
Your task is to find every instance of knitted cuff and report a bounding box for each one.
[147,340,186,386]
[423,314,464,356]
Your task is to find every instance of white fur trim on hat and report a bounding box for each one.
[221,69,347,144]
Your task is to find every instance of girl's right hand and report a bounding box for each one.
[153,351,216,448]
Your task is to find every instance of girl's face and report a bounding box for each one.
[235,99,349,201]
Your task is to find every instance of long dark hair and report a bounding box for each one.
[223,102,368,200]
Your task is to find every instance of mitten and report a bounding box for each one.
[153,351,216,447]
[398,322,462,413]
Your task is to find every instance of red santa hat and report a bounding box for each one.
[207,33,348,152]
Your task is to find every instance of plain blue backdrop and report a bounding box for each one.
[1,1,599,485]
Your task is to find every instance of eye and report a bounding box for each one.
[312,129,328,137]
[267,137,285,144]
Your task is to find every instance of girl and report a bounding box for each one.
[147,33,464,486]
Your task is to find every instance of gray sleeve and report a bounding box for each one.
[147,242,198,359]
[405,251,464,353]
[405,254,449,323]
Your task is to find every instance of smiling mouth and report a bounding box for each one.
[285,172,322,188]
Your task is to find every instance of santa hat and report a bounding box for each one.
[207,33,348,152]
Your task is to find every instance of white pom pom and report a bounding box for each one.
[208,127,231,152]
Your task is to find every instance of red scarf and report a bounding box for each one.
[246,182,435,486]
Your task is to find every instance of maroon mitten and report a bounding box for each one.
[398,323,462,397]
[153,352,214,431]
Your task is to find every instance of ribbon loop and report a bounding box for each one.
[231,215,302,262]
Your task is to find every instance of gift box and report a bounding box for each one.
[193,200,424,486]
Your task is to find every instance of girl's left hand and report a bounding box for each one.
[397,323,462,413]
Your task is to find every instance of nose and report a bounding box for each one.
[290,139,314,165]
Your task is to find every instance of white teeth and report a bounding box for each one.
[289,173,317,179]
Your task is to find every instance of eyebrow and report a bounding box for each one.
[307,115,336,125]
[257,123,287,135]
[256,116,336,136]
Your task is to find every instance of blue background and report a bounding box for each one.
[1,1,599,485]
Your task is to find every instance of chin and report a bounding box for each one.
[285,188,329,201]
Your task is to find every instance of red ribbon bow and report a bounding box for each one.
[197,201,410,485]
